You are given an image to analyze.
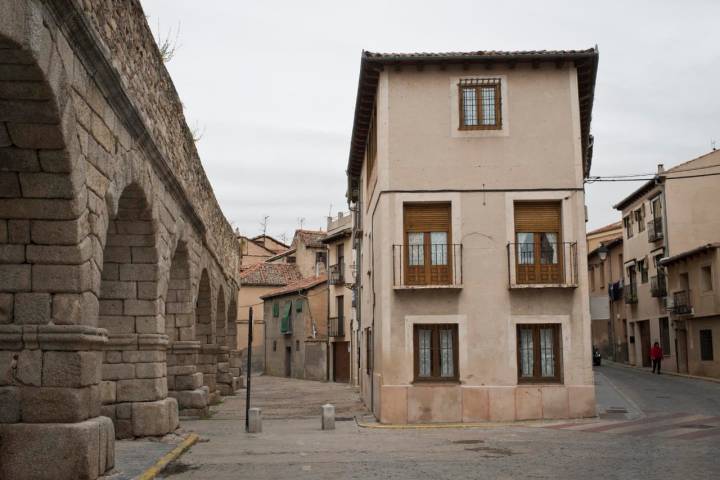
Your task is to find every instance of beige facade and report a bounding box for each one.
[262,277,329,380]
[346,49,599,424]
[587,229,626,360]
[615,150,720,375]
[323,213,357,384]
[239,235,281,267]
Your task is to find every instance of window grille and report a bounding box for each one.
[458,78,502,130]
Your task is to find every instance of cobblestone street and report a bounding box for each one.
[159,368,720,479]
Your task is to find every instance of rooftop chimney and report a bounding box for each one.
[657,164,665,174]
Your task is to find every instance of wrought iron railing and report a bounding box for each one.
[392,244,462,287]
[328,316,345,337]
[672,290,692,315]
[328,263,345,285]
[624,281,638,304]
[650,272,667,298]
[507,242,578,286]
[647,218,664,242]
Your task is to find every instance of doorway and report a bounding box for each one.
[333,341,350,383]
[676,327,689,373]
[285,346,292,377]
[638,320,651,367]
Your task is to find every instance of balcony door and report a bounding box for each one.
[514,202,562,284]
[404,203,451,285]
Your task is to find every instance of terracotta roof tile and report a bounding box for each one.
[260,275,327,299]
[293,229,326,248]
[239,263,302,286]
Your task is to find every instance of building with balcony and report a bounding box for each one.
[587,224,626,361]
[322,212,357,384]
[614,149,720,372]
[346,48,599,423]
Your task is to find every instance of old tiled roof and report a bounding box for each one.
[250,234,290,253]
[659,243,720,267]
[239,263,302,286]
[260,275,327,300]
[347,48,599,199]
[293,229,326,248]
[587,221,622,236]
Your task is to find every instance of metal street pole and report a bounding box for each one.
[245,306,253,432]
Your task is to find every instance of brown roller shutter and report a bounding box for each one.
[514,202,561,232]
[404,203,451,232]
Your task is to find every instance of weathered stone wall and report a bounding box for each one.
[0,1,242,478]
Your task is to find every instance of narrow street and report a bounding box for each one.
[160,367,720,479]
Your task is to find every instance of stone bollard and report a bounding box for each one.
[248,407,262,433]
[322,404,335,430]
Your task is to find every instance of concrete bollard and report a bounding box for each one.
[321,404,335,430]
[248,407,262,433]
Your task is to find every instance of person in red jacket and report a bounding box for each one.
[650,342,663,374]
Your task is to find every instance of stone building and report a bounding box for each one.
[615,149,720,376]
[239,234,289,267]
[322,212,356,384]
[346,49,599,423]
[262,276,329,380]
[0,2,241,478]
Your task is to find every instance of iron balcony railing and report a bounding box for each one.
[507,242,578,287]
[672,290,692,315]
[328,316,345,337]
[392,244,462,287]
[650,272,667,298]
[624,281,638,304]
[647,218,664,242]
[328,263,345,285]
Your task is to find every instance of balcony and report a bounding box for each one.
[624,282,638,304]
[650,272,667,298]
[507,242,578,288]
[647,218,664,242]
[392,244,462,288]
[671,290,693,315]
[328,263,345,285]
[329,316,345,337]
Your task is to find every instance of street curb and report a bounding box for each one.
[603,360,720,385]
[136,433,199,480]
[355,418,575,429]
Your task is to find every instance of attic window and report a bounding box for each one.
[458,78,502,130]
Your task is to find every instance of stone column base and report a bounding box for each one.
[0,416,114,480]
[170,385,210,418]
[100,397,179,438]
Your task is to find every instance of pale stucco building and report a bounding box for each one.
[322,212,356,384]
[346,49,599,423]
[615,149,720,377]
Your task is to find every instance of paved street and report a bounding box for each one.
[160,368,720,479]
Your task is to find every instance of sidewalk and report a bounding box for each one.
[101,432,195,480]
[603,359,720,385]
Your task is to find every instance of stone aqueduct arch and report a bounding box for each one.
[0,2,242,479]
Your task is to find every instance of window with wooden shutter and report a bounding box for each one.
[403,203,452,285]
[413,324,459,382]
[514,202,562,284]
[517,324,562,383]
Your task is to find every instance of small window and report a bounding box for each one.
[639,258,649,284]
[635,206,645,232]
[295,340,300,352]
[296,299,303,312]
[413,324,459,382]
[272,301,279,317]
[623,216,633,238]
[316,251,327,265]
[700,330,714,361]
[659,317,670,355]
[272,340,277,352]
[701,266,713,292]
[517,324,562,383]
[458,78,502,130]
[287,256,296,264]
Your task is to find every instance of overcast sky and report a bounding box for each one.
[141,0,720,241]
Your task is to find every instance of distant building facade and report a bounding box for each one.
[614,150,720,377]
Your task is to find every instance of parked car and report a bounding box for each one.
[592,346,602,366]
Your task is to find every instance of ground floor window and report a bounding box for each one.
[413,324,459,381]
[517,324,562,383]
[700,329,714,361]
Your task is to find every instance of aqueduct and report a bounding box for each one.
[0,1,241,478]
